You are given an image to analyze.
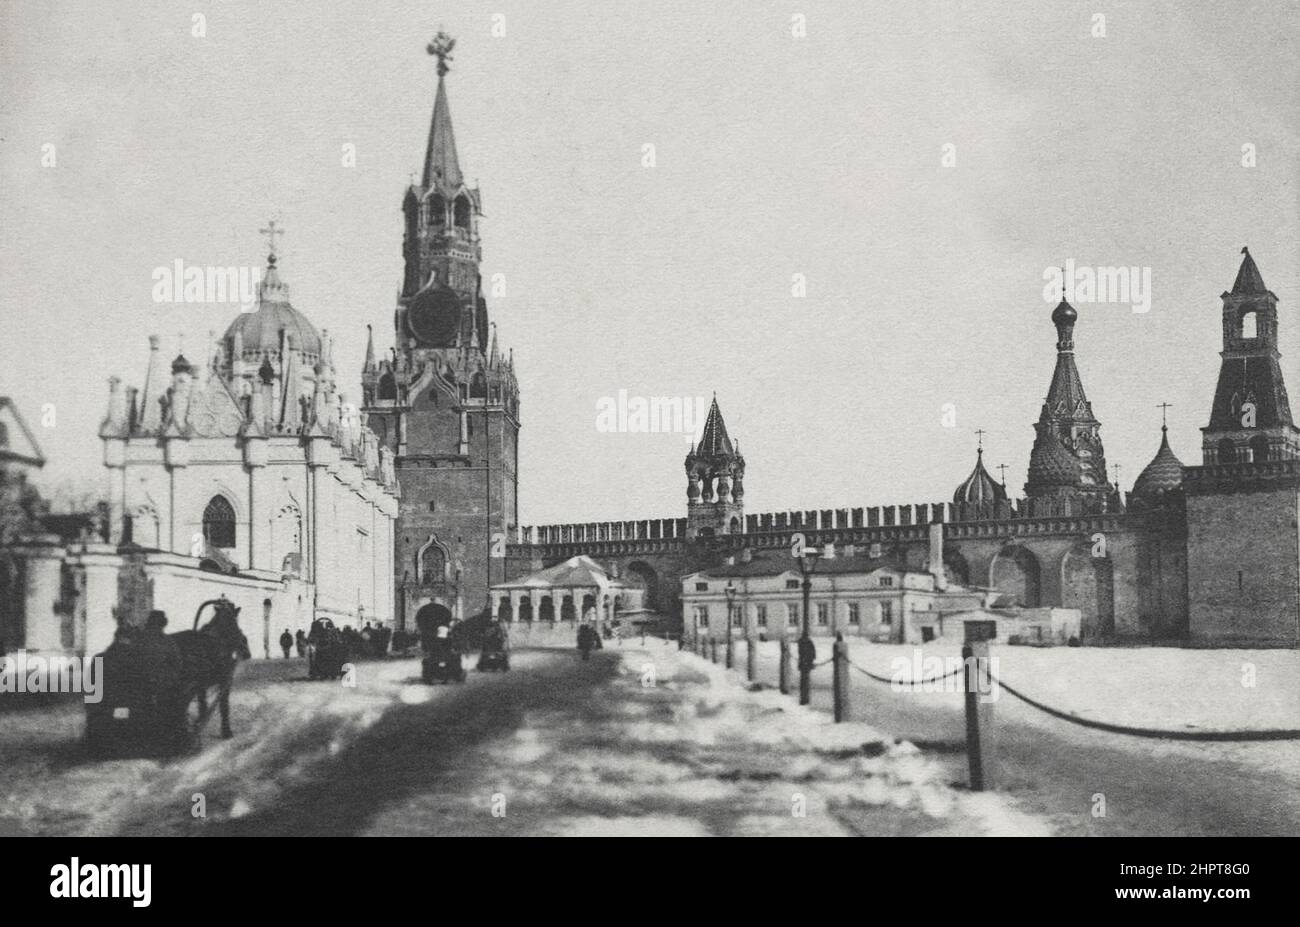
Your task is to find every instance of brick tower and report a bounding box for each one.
[362,33,520,628]
[685,396,744,537]
[1183,248,1300,641]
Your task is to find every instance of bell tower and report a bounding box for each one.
[362,34,520,628]
[1183,248,1300,643]
[1200,246,1300,465]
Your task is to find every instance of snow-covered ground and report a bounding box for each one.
[0,645,1048,836]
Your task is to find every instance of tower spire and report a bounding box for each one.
[422,32,463,189]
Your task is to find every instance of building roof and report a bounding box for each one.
[953,448,1007,504]
[222,255,323,361]
[1231,246,1269,296]
[422,75,463,190]
[1132,426,1184,499]
[696,395,736,459]
[494,555,631,591]
[0,397,46,467]
[690,551,907,580]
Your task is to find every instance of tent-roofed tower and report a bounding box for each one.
[685,395,745,537]
[361,33,520,629]
[1200,246,1300,465]
[1183,248,1300,642]
[1024,296,1112,507]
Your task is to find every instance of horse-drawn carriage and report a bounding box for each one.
[307,617,349,680]
[416,608,465,684]
[85,598,251,757]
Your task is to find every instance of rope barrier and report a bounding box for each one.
[848,659,966,687]
[990,671,1300,742]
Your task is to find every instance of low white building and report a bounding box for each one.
[681,545,988,645]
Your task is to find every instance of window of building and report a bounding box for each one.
[785,579,800,590]
[730,606,743,628]
[879,576,894,588]
[421,544,446,583]
[427,501,437,512]
[202,495,236,549]
[848,603,860,625]
[816,603,829,626]
[695,582,708,591]
[756,605,768,627]
[696,606,709,627]
[880,601,893,625]
[788,604,799,626]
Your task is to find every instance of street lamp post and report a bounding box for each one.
[724,581,737,670]
[797,543,823,705]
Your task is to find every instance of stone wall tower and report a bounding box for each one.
[1183,248,1300,642]
[685,396,744,538]
[362,34,520,628]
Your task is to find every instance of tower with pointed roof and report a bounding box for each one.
[685,396,745,537]
[362,34,520,627]
[1199,247,1300,465]
[1183,248,1300,642]
[1024,297,1113,508]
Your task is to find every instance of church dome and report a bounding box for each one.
[222,255,323,362]
[1132,427,1184,501]
[1027,428,1081,487]
[1051,299,1077,326]
[953,449,1007,504]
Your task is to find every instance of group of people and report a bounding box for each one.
[278,621,393,660]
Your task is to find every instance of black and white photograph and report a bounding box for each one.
[0,0,1296,875]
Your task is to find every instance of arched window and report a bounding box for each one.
[203,495,236,549]
[378,372,397,400]
[420,544,446,583]
[1217,438,1236,464]
[427,194,446,227]
[1249,435,1270,463]
[470,371,487,399]
[1241,310,1258,339]
[454,195,471,230]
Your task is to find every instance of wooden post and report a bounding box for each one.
[746,636,757,682]
[832,634,849,722]
[963,620,997,791]
[710,637,718,663]
[778,639,791,695]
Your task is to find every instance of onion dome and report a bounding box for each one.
[953,448,1007,504]
[1132,426,1184,501]
[1027,427,1081,488]
[171,353,193,374]
[1051,299,1077,327]
[222,254,323,365]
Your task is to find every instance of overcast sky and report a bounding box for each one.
[1,0,1296,525]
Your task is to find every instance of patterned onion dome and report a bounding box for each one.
[953,449,1007,504]
[1027,428,1081,487]
[1132,427,1184,500]
[222,255,323,362]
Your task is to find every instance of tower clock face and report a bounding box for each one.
[407,287,461,345]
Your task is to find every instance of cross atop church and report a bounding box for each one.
[427,30,456,77]
[1156,401,1173,428]
[995,463,1009,485]
[974,428,988,452]
[260,219,285,261]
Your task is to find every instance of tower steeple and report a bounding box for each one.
[686,395,745,537]
[1201,247,1299,464]
[1025,297,1111,503]
[422,32,463,190]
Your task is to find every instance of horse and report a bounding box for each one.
[170,598,251,740]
